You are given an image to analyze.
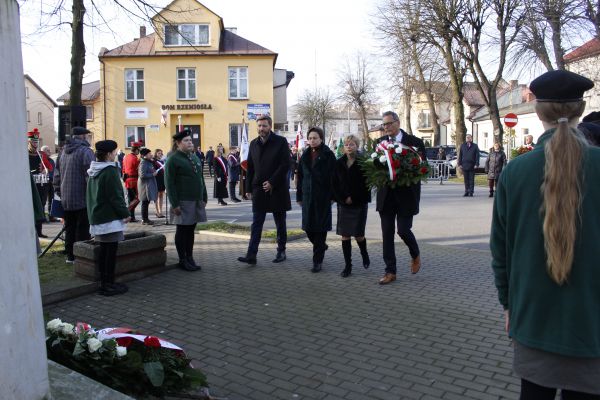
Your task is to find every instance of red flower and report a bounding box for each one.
[116,337,133,348]
[420,167,429,174]
[144,336,161,348]
[401,149,408,156]
[411,158,420,166]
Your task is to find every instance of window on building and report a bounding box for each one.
[125,69,144,101]
[418,110,431,128]
[228,67,248,99]
[522,128,529,144]
[27,110,30,122]
[125,126,145,148]
[293,122,300,132]
[177,68,196,100]
[37,112,42,125]
[229,123,249,147]
[25,87,29,99]
[86,105,94,121]
[165,24,209,46]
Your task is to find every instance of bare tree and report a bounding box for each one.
[581,0,600,37]
[338,52,379,143]
[295,89,337,141]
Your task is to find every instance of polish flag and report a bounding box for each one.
[295,123,304,151]
[240,122,249,170]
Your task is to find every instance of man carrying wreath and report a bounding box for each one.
[376,111,426,285]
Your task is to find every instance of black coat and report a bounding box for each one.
[375,131,426,216]
[297,145,336,232]
[245,132,291,213]
[213,156,228,199]
[332,154,371,207]
[458,142,480,171]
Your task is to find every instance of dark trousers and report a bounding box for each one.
[98,242,118,287]
[229,181,239,200]
[175,224,197,260]
[207,162,214,177]
[488,179,498,192]
[520,379,600,400]
[141,200,150,221]
[306,231,328,263]
[379,212,419,274]
[46,183,54,214]
[127,188,137,219]
[247,210,287,256]
[463,169,475,194]
[64,208,91,259]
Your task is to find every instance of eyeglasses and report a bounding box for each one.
[382,120,397,127]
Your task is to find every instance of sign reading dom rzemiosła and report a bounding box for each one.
[161,104,212,110]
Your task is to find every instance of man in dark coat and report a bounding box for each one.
[377,111,427,285]
[458,134,480,197]
[238,115,291,265]
[205,146,215,177]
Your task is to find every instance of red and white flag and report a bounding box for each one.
[240,117,249,170]
[295,123,304,150]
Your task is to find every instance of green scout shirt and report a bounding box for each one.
[491,129,600,357]
[86,165,130,225]
[164,150,207,208]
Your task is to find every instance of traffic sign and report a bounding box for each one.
[504,113,518,128]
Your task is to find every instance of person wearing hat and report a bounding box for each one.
[137,148,158,225]
[86,140,131,296]
[122,142,141,221]
[491,70,600,398]
[27,128,54,237]
[53,126,94,263]
[579,111,600,147]
[164,129,208,271]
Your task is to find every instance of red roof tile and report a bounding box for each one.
[564,37,600,63]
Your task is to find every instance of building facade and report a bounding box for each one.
[98,0,290,152]
[565,37,600,113]
[57,80,103,145]
[24,75,57,149]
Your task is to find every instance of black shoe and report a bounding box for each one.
[272,251,286,263]
[469,193,474,197]
[66,256,75,264]
[463,193,469,197]
[340,267,351,277]
[489,192,494,198]
[311,263,322,273]
[187,256,201,270]
[130,218,138,223]
[142,219,154,225]
[179,258,198,271]
[237,255,257,265]
[112,282,129,292]
[38,233,48,238]
[231,198,242,203]
[97,284,124,296]
[219,200,228,206]
[362,254,370,269]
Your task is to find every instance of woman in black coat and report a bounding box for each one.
[485,142,506,197]
[297,127,336,273]
[213,146,229,205]
[332,134,371,277]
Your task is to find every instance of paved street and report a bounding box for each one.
[42,180,522,399]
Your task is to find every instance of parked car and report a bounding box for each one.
[448,150,489,174]
[425,146,456,161]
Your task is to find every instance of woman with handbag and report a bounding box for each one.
[332,134,371,278]
[86,140,130,296]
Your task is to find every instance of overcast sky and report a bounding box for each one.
[19,0,388,106]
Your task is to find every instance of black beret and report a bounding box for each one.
[71,126,91,136]
[172,129,192,141]
[140,148,151,156]
[530,70,594,103]
[582,111,600,124]
[95,140,118,153]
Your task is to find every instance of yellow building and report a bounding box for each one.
[98,0,283,152]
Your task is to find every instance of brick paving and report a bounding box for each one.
[45,234,520,400]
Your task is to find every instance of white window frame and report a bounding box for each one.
[177,68,197,100]
[164,24,210,46]
[125,126,145,148]
[125,69,144,101]
[25,87,29,99]
[86,105,94,121]
[37,112,42,125]
[228,67,249,99]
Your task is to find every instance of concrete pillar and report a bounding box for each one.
[0,1,51,398]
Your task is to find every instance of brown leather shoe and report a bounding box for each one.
[410,256,421,274]
[379,273,396,285]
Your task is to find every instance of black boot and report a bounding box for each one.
[489,190,494,198]
[357,238,370,269]
[341,240,352,277]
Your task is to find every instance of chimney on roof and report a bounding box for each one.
[140,26,146,38]
[225,27,237,34]
[510,79,518,89]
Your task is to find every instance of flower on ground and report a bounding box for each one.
[116,336,133,348]
[379,155,387,164]
[60,323,75,336]
[116,346,127,357]
[144,336,161,348]
[47,318,62,332]
[371,152,378,159]
[87,338,102,353]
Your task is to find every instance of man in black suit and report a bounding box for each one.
[457,134,480,197]
[238,115,291,265]
[377,111,426,284]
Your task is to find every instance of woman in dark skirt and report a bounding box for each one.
[332,134,371,277]
[153,149,166,217]
[297,127,336,273]
[213,146,229,206]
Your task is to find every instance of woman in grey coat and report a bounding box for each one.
[138,148,158,224]
[485,142,506,198]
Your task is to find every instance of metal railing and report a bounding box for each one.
[426,160,450,184]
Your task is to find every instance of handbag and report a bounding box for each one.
[128,197,140,211]
[50,195,64,218]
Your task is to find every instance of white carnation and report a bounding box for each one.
[46,318,62,332]
[379,155,387,164]
[387,144,394,149]
[116,346,127,357]
[394,146,403,154]
[371,152,378,159]
[87,338,103,353]
[60,323,75,335]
